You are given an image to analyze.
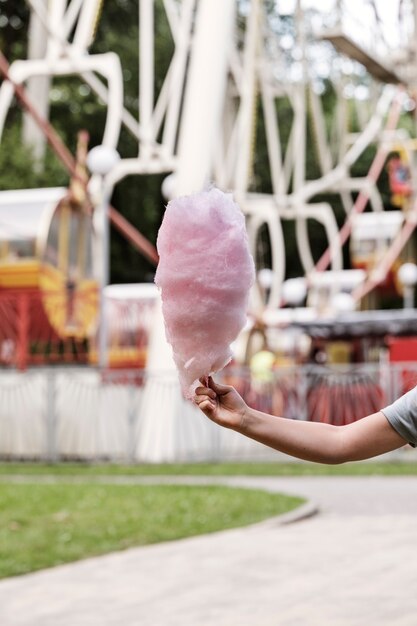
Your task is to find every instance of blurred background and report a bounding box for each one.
[0,0,417,463]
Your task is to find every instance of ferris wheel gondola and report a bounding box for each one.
[0,184,99,340]
[38,190,99,339]
[0,124,102,371]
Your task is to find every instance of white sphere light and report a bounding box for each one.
[161,174,177,200]
[87,145,120,176]
[398,262,417,288]
[258,268,274,289]
[282,277,307,306]
[331,292,356,313]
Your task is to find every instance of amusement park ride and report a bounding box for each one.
[0,0,417,381]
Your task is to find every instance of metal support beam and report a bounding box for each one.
[0,50,158,267]
[175,0,235,194]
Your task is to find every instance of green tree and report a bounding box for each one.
[0,0,173,283]
[0,0,411,293]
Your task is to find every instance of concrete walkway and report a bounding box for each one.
[1,476,417,626]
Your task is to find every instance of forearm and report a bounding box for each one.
[195,378,406,463]
[235,407,346,464]
[233,405,406,464]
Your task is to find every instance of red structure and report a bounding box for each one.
[388,336,417,394]
[0,289,90,370]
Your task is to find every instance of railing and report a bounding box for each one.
[0,362,415,462]
[0,289,155,370]
[0,290,90,369]
[0,363,417,462]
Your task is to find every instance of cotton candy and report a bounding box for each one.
[155,187,255,398]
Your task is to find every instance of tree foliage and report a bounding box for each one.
[0,1,408,287]
[0,0,173,283]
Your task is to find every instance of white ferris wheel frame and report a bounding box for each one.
[0,0,415,310]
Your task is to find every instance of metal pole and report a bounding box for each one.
[22,0,50,165]
[46,369,57,462]
[99,181,110,368]
[139,0,154,159]
[127,376,137,462]
[234,0,261,196]
[16,293,29,371]
[175,0,235,194]
[414,0,417,74]
[404,285,414,309]
[293,0,306,193]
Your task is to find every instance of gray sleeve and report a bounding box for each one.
[381,386,417,447]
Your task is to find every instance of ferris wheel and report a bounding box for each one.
[0,0,416,321]
[233,0,417,312]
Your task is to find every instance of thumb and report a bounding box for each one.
[208,376,232,396]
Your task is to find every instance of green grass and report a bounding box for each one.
[1,458,415,579]
[0,460,417,476]
[0,483,303,579]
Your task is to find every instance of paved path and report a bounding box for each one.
[1,476,417,626]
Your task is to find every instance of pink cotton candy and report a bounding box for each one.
[155,187,255,398]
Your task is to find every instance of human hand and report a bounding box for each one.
[194,376,248,430]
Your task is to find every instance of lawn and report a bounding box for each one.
[0,460,417,476]
[0,483,303,579]
[1,458,416,578]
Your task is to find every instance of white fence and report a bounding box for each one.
[0,363,415,462]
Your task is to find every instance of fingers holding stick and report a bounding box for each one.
[195,378,218,414]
